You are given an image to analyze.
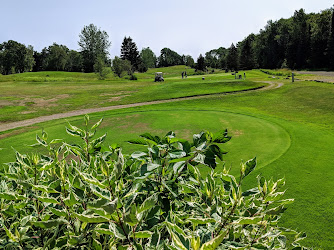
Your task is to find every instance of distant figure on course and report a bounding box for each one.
[181,71,184,79]
[185,71,187,78]
[244,72,246,79]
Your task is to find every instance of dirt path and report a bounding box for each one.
[0,81,283,133]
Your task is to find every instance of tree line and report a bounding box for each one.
[0,23,196,76]
[1,6,333,76]
[206,7,334,71]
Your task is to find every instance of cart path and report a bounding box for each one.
[0,81,283,133]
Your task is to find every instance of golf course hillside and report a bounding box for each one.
[1,67,334,248]
[0,66,264,123]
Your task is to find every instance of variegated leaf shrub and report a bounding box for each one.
[0,115,307,249]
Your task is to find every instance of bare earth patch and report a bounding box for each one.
[18,94,70,108]
[232,129,244,137]
[174,129,193,141]
[108,95,130,102]
[19,111,37,115]
[0,100,14,107]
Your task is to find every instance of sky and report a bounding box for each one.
[1,0,333,59]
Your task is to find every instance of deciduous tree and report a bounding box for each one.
[42,43,69,71]
[140,47,156,68]
[0,40,35,74]
[184,55,195,67]
[65,50,83,72]
[94,55,110,79]
[157,48,183,67]
[112,56,132,77]
[78,24,111,72]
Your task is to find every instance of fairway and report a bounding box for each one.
[0,110,290,177]
[1,69,334,248]
[2,2,334,248]
[0,68,264,123]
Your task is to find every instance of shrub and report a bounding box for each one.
[112,57,132,77]
[129,74,137,80]
[0,116,308,249]
[94,56,111,80]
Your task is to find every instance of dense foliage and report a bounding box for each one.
[140,47,157,69]
[41,43,69,71]
[120,37,145,72]
[157,48,184,67]
[0,116,307,249]
[112,56,132,77]
[195,54,206,71]
[2,7,333,75]
[0,40,35,75]
[94,56,111,80]
[215,7,334,70]
[78,24,111,73]
[204,48,227,70]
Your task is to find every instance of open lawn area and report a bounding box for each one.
[0,66,264,123]
[1,67,334,248]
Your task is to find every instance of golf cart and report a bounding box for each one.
[154,72,164,82]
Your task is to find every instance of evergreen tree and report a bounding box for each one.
[226,43,239,71]
[120,37,141,71]
[239,34,256,70]
[327,8,334,70]
[196,54,206,71]
[309,9,331,69]
[286,9,311,69]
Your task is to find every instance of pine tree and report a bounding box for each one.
[327,8,334,70]
[239,34,256,70]
[226,43,239,71]
[196,54,205,71]
[120,37,141,71]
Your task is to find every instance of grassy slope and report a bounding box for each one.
[159,79,334,248]
[0,68,334,248]
[0,66,263,122]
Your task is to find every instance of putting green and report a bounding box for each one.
[0,110,290,176]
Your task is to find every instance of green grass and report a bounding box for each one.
[1,67,334,248]
[260,69,293,77]
[0,110,290,176]
[0,66,263,122]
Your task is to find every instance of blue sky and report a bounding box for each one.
[1,0,333,59]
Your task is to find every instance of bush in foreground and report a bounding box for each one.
[0,116,307,249]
